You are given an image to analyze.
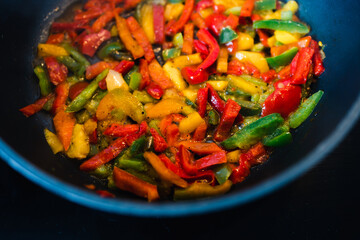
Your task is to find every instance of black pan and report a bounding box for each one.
[1,0,360,217]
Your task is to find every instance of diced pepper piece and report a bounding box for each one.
[174,180,232,200]
[67,69,109,112]
[146,82,164,100]
[204,13,228,36]
[216,47,229,73]
[253,19,310,34]
[115,14,144,59]
[79,29,111,57]
[192,122,208,141]
[34,66,52,97]
[126,16,155,62]
[214,99,241,141]
[96,88,145,123]
[182,23,194,55]
[148,59,174,89]
[166,0,195,35]
[103,123,140,137]
[237,32,255,50]
[44,57,68,86]
[144,152,188,188]
[46,33,65,44]
[266,47,298,69]
[38,44,69,57]
[289,90,324,128]
[219,27,238,44]
[162,48,182,61]
[44,128,64,154]
[153,4,165,44]
[179,112,205,134]
[19,94,54,117]
[178,141,222,155]
[146,98,185,119]
[196,86,209,118]
[191,12,206,29]
[290,47,314,85]
[208,84,226,114]
[221,113,284,150]
[240,0,255,17]
[214,164,232,185]
[150,128,168,152]
[113,167,160,202]
[309,40,325,77]
[53,110,76,151]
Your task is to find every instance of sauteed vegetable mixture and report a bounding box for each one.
[20,0,325,201]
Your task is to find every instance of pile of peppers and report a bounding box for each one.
[20,0,325,201]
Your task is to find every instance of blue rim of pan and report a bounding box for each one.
[1,93,360,217]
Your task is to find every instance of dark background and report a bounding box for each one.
[1,121,359,239]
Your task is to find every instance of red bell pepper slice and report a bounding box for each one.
[150,128,168,152]
[277,65,291,79]
[124,121,148,146]
[74,8,103,21]
[92,8,123,32]
[257,29,269,47]
[44,57,68,86]
[182,23,194,55]
[196,86,209,118]
[126,16,155,62]
[229,157,250,184]
[290,47,315,84]
[213,4,225,14]
[309,40,325,76]
[192,122,208,141]
[227,59,260,76]
[113,60,134,74]
[53,110,76,151]
[245,142,268,166]
[46,33,65,44]
[182,29,219,84]
[178,141,222,156]
[261,84,302,118]
[214,99,241,142]
[89,129,98,144]
[139,59,151,90]
[52,82,70,114]
[179,145,198,175]
[207,84,226,114]
[103,123,140,137]
[204,13,227,36]
[113,166,160,202]
[153,4,165,44]
[166,0,195,35]
[69,82,89,100]
[196,0,213,12]
[166,124,180,147]
[240,0,255,17]
[194,150,227,169]
[224,13,239,30]
[261,69,277,83]
[19,93,54,117]
[80,137,128,171]
[148,59,173,89]
[79,29,111,57]
[51,21,88,32]
[146,82,164,100]
[193,39,209,59]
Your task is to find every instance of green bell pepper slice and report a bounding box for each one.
[174,180,233,200]
[289,90,324,128]
[129,136,147,157]
[66,69,109,112]
[173,32,184,48]
[262,125,292,147]
[34,65,51,96]
[214,164,232,185]
[124,65,139,84]
[97,42,124,59]
[162,48,181,61]
[253,19,310,34]
[219,27,239,44]
[234,99,262,116]
[222,113,284,150]
[266,47,299,69]
[208,109,220,125]
[129,71,142,90]
[255,0,276,10]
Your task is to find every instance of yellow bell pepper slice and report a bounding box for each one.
[44,129,64,154]
[164,3,184,21]
[170,53,203,69]
[226,150,241,163]
[282,0,299,13]
[217,47,228,73]
[274,30,301,44]
[227,75,262,94]
[38,44,69,57]
[207,81,229,92]
[237,32,254,51]
[66,124,90,159]
[179,112,205,134]
[140,4,155,44]
[181,87,198,103]
[267,36,277,47]
[235,51,269,73]
[199,8,214,18]
[214,0,245,9]
[146,98,185,119]
[163,62,187,91]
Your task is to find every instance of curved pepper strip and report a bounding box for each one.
[290,47,314,85]
[103,123,140,137]
[196,86,209,117]
[182,29,220,84]
[207,84,226,114]
[214,99,241,142]
[178,141,222,155]
[166,0,195,36]
[19,93,54,117]
[52,82,70,114]
[150,128,168,152]
[44,57,68,86]
[80,29,111,57]
[309,40,325,77]
[174,180,232,200]
[113,167,160,202]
